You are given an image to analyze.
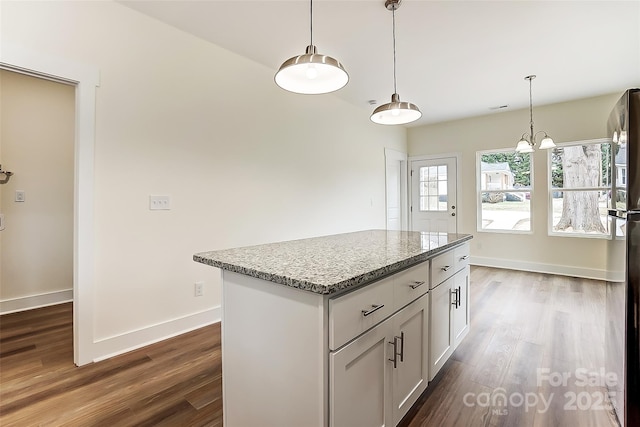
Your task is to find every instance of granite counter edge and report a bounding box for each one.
[194,234,473,295]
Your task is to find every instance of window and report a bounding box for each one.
[477,149,532,233]
[549,139,612,238]
[418,165,448,211]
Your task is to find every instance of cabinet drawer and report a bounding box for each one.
[329,277,394,350]
[431,250,455,289]
[393,261,429,310]
[453,243,470,272]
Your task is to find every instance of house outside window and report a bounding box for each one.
[548,139,612,238]
[477,149,532,233]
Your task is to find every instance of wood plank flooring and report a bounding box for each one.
[0,266,620,426]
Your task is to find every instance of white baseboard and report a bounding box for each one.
[92,306,221,363]
[0,289,73,315]
[471,256,606,281]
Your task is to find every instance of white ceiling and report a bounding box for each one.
[120,0,640,126]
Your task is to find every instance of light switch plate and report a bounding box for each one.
[15,190,25,202]
[149,195,171,210]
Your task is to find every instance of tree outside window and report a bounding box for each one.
[549,139,611,237]
[477,150,532,233]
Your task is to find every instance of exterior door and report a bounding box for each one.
[410,157,457,233]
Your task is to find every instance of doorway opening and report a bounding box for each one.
[1,45,99,365]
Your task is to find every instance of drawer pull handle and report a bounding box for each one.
[409,280,426,289]
[460,255,469,261]
[441,265,451,272]
[362,304,384,317]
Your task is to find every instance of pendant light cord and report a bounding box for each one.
[392,4,397,94]
[310,0,313,46]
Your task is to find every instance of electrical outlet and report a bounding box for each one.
[15,190,25,202]
[149,195,171,210]
[195,281,204,297]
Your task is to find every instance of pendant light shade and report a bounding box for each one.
[370,0,421,125]
[371,93,422,125]
[274,0,348,94]
[514,75,555,153]
[275,45,349,94]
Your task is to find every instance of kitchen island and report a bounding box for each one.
[194,229,472,427]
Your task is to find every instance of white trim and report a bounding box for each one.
[408,152,461,233]
[0,43,100,366]
[0,289,73,315]
[92,307,221,363]
[471,257,606,281]
[385,148,409,231]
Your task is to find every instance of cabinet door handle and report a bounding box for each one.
[451,288,458,307]
[457,286,462,308]
[362,304,384,317]
[398,331,404,363]
[441,265,451,272]
[460,255,469,261]
[409,280,426,289]
[388,337,398,369]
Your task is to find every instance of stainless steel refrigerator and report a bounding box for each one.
[606,88,640,427]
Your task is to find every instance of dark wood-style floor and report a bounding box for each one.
[0,266,620,426]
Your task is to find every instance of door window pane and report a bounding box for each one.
[419,165,448,211]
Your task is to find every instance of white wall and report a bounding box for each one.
[0,70,75,311]
[1,1,406,360]
[408,93,622,279]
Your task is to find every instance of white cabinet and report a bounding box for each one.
[330,315,393,427]
[428,246,470,381]
[390,293,429,424]
[330,293,429,427]
[428,275,454,380]
[452,265,470,347]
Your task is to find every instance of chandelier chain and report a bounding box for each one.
[529,76,534,139]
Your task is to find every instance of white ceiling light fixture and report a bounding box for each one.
[515,75,555,153]
[274,0,348,95]
[371,0,421,125]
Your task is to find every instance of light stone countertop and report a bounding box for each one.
[193,229,473,295]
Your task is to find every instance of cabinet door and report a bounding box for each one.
[429,277,454,380]
[330,318,393,427]
[391,293,429,424]
[452,266,470,347]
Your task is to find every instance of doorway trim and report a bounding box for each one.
[1,43,99,365]
[384,148,408,231]
[408,152,462,233]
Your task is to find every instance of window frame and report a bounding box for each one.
[476,148,534,235]
[547,138,612,239]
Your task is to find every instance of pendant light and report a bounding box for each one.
[371,0,421,125]
[514,75,555,153]
[274,0,348,94]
